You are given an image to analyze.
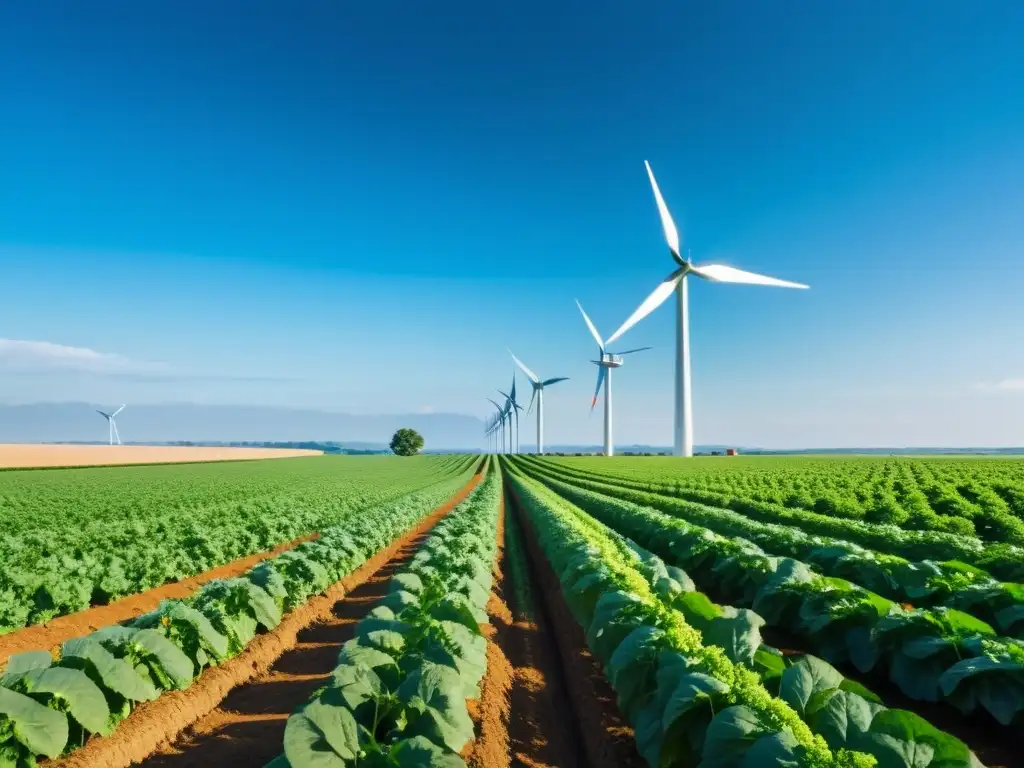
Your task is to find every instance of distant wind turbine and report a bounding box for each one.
[603,161,809,457]
[508,350,568,455]
[96,405,126,446]
[498,375,524,455]
[486,398,506,454]
[576,301,650,457]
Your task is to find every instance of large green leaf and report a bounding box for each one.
[131,628,196,690]
[662,671,730,732]
[854,708,978,768]
[0,650,53,689]
[607,625,664,722]
[738,729,801,767]
[390,573,425,596]
[283,698,359,767]
[0,686,68,758]
[938,655,1024,724]
[778,655,843,718]
[701,609,764,667]
[61,637,159,702]
[700,705,777,766]
[396,662,475,754]
[23,667,112,735]
[327,663,385,711]
[389,735,467,767]
[585,590,647,662]
[808,689,881,750]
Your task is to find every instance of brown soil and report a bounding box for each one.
[507,482,645,768]
[0,444,322,469]
[462,498,514,768]
[761,627,1014,768]
[49,473,482,768]
[0,533,318,659]
[499,489,585,768]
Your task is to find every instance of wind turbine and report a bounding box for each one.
[96,405,126,446]
[604,161,809,458]
[508,350,568,455]
[576,301,650,457]
[498,375,525,455]
[487,398,506,454]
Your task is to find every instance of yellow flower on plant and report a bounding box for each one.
[51,644,62,662]
[160,615,171,628]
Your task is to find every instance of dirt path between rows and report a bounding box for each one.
[499,489,585,768]
[49,473,482,768]
[0,533,318,659]
[506,479,645,768]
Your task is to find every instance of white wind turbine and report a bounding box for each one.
[508,350,568,455]
[96,405,126,446]
[604,161,809,457]
[486,398,506,454]
[576,300,650,457]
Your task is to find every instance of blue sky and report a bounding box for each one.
[1,1,1023,448]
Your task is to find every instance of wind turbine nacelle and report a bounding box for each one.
[597,352,624,367]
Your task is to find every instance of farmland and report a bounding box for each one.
[0,444,324,469]
[1,454,1022,767]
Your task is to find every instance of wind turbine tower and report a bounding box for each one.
[508,350,568,455]
[576,301,650,457]
[605,162,809,457]
[96,405,126,446]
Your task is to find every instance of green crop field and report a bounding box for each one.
[3,453,1021,768]
[0,455,477,633]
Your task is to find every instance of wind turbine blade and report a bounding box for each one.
[112,404,126,417]
[575,300,604,350]
[605,269,684,346]
[541,376,569,386]
[690,263,809,289]
[616,347,652,355]
[590,367,607,411]
[508,350,539,383]
[526,388,538,415]
[96,410,110,419]
[486,398,502,412]
[645,160,684,265]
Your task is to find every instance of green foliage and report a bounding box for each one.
[507,459,987,765]
[276,470,502,767]
[0,455,478,633]
[0,465,480,767]
[514,457,1024,730]
[390,429,426,457]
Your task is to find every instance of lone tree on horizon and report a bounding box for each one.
[390,428,424,456]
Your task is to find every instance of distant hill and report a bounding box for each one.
[0,402,484,450]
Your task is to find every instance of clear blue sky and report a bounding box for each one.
[1,1,1023,448]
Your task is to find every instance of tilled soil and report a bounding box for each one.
[507,483,645,768]
[0,444,322,469]
[0,534,317,659]
[49,473,482,768]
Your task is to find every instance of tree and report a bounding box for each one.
[390,428,424,456]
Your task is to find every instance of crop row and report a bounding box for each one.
[514,458,1024,731]
[519,457,1024,636]
[268,465,503,767]
[0,456,477,633]
[526,457,1024,581]
[504,465,869,767]
[0,464,479,767]
[543,456,1024,543]
[505,462,983,767]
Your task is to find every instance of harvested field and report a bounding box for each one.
[0,443,322,468]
